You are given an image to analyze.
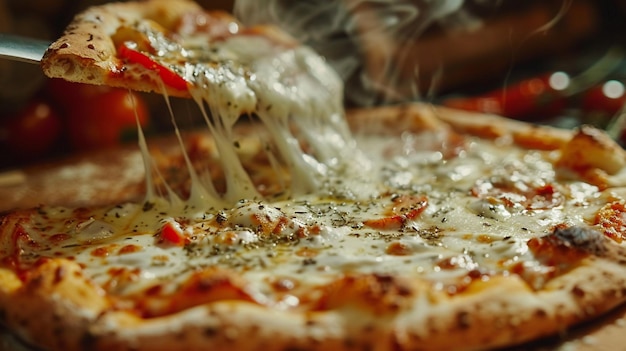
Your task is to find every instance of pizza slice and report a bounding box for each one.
[42,0,237,98]
[41,0,316,100]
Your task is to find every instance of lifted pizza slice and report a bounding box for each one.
[43,0,357,206]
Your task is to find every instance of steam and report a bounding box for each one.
[234,0,480,106]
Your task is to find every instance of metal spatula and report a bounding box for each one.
[0,33,50,64]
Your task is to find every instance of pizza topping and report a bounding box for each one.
[522,226,607,285]
[3,122,625,320]
[594,201,626,243]
[385,241,413,256]
[363,195,428,230]
[111,18,191,91]
[158,219,186,246]
[118,42,189,91]
[528,226,607,264]
[471,178,563,211]
[515,225,610,289]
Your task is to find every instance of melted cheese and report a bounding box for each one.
[16,132,620,305]
[132,20,365,209]
[12,13,622,315]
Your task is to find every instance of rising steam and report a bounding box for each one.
[234,1,576,107]
[234,0,482,106]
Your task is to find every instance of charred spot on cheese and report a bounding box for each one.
[553,226,610,256]
[519,226,612,289]
[528,226,608,264]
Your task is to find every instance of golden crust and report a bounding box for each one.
[2,256,626,351]
[429,105,626,189]
[557,125,626,175]
[431,105,572,149]
[346,103,447,134]
[0,260,108,350]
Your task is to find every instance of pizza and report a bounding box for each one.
[2,0,626,350]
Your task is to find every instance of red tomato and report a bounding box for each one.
[1,100,62,159]
[45,78,113,110]
[444,72,570,120]
[160,220,186,246]
[581,80,626,123]
[118,43,188,91]
[65,89,150,150]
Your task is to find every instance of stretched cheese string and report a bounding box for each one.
[185,36,357,198]
[136,91,187,209]
[139,27,373,207]
[188,63,262,204]
[137,80,224,210]
[164,83,224,208]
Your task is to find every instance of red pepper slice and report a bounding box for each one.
[160,220,186,246]
[118,42,188,91]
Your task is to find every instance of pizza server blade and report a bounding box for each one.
[0,33,49,64]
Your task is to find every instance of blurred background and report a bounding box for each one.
[2,0,626,169]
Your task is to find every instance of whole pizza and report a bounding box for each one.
[2,0,626,350]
